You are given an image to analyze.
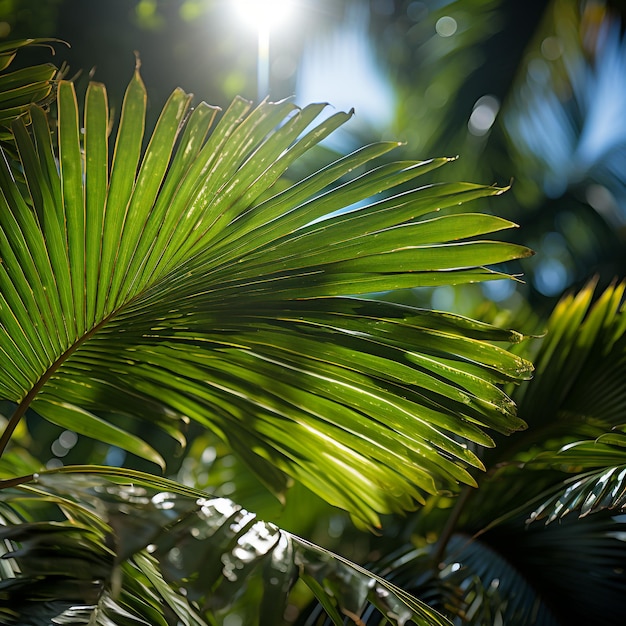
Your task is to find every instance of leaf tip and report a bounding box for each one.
[133,50,141,72]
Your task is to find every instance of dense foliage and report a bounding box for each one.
[0,39,535,625]
[0,9,625,622]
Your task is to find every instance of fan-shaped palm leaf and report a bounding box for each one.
[297,278,626,625]
[384,278,626,623]
[526,432,626,523]
[0,57,532,527]
[515,279,626,423]
[453,279,626,529]
[296,529,562,626]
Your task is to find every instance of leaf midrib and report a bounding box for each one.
[0,309,117,457]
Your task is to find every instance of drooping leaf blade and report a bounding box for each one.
[0,469,454,626]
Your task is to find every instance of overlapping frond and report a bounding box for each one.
[516,279,626,424]
[296,507,626,626]
[0,469,453,626]
[432,513,626,626]
[505,280,626,523]
[297,531,561,626]
[0,61,532,526]
[0,39,60,134]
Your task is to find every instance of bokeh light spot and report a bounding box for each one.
[541,36,563,61]
[105,446,127,467]
[59,429,78,449]
[468,95,499,136]
[180,1,204,21]
[482,279,516,302]
[533,258,570,296]
[436,16,457,37]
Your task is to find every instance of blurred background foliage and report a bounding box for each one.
[2,1,626,621]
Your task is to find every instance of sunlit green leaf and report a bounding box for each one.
[0,61,533,525]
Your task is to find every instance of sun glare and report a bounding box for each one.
[234,0,294,31]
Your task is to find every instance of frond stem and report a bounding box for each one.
[0,474,35,490]
[432,484,473,566]
[0,314,115,459]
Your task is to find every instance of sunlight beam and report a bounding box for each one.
[234,0,294,100]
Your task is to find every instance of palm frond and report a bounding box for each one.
[436,533,559,625]
[497,280,626,523]
[339,278,626,624]
[0,468,453,626]
[300,510,626,626]
[296,532,561,626]
[515,279,626,424]
[482,511,626,626]
[0,39,61,133]
[0,61,533,526]
[527,431,626,523]
[427,510,626,626]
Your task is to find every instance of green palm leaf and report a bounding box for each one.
[0,468,453,626]
[515,279,626,425]
[526,431,626,523]
[297,530,562,626]
[0,39,60,134]
[0,59,532,527]
[292,275,626,625]
[503,280,626,523]
[299,508,626,625]
[436,533,559,626]
[483,512,626,626]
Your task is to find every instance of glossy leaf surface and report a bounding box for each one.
[0,469,453,626]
